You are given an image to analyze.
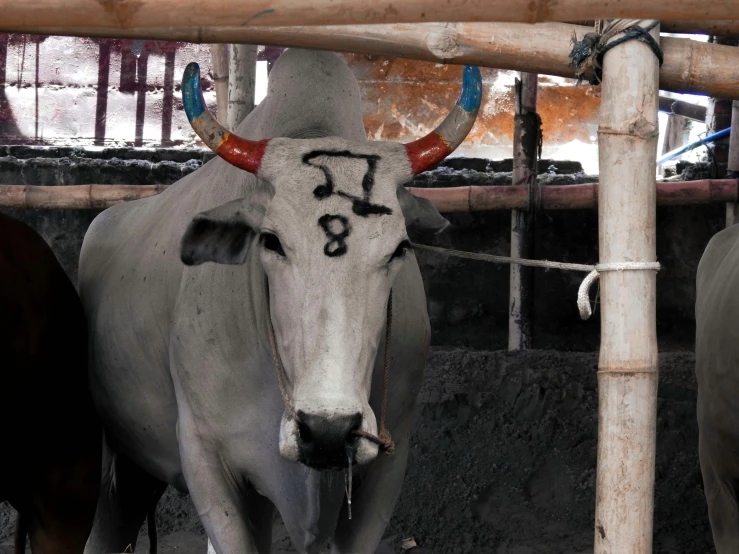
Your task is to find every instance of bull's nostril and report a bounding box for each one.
[298,421,313,443]
[346,418,361,445]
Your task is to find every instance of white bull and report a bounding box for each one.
[80,49,481,554]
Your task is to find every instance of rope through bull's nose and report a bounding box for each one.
[353,290,395,455]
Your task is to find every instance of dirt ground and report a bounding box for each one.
[0,349,713,553]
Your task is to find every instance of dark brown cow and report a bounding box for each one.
[0,213,100,553]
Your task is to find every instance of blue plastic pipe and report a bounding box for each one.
[657,127,732,166]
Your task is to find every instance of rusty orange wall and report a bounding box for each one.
[341,53,601,168]
[0,36,601,169]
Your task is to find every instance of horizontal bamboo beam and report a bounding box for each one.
[1,1,735,30]
[659,96,707,122]
[14,22,739,100]
[0,184,168,209]
[407,179,738,211]
[0,180,734,211]
[576,20,739,37]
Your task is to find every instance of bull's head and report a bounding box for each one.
[178,55,481,470]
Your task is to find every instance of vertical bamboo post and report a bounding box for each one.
[595,22,660,554]
[726,101,739,227]
[706,37,738,179]
[209,44,229,124]
[508,72,539,351]
[659,112,690,177]
[227,44,257,131]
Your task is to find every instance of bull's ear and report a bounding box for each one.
[180,197,266,266]
[397,185,450,238]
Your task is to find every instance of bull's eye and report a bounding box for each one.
[260,232,286,257]
[390,240,412,262]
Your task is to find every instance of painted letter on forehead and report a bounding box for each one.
[303,150,393,217]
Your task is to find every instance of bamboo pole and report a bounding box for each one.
[0,185,168,209]
[726,101,739,226]
[509,73,538,351]
[658,96,706,123]
[577,20,739,37]
[407,179,738,211]
[1,1,735,30]
[210,44,229,124]
[594,21,660,554]
[730,102,739,175]
[15,23,739,100]
[0,180,734,210]
[659,113,690,177]
[227,44,257,131]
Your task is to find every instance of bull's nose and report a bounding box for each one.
[296,410,362,470]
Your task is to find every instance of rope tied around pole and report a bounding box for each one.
[568,20,664,86]
[411,243,660,321]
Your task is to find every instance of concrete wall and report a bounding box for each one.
[0,148,720,352]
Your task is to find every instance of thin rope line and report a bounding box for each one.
[268,314,296,421]
[354,291,395,455]
[412,243,595,272]
[412,243,660,321]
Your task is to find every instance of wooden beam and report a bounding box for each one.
[14,22,739,100]
[508,73,538,351]
[594,20,660,554]
[727,101,739,226]
[1,179,735,210]
[658,96,706,122]
[227,44,257,131]
[730,101,739,175]
[0,184,168,209]
[209,44,229,124]
[577,20,739,37]
[1,1,735,30]
[407,179,738,211]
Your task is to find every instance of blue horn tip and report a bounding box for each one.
[182,63,206,122]
[458,66,482,113]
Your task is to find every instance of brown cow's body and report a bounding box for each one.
[0,213,100,553]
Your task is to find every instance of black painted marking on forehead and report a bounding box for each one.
[303,150,393,217]
[318,214,351,257]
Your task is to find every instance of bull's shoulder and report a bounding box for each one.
[697,224,739,295]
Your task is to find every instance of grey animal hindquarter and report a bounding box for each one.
[79,49,431,553]
[696,222,739,554]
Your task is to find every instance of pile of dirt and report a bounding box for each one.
[0,349,713,553]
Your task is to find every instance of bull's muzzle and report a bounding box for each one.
[296,410,362,470]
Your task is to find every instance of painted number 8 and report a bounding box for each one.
[318,214,351,257]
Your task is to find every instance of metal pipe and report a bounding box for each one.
[657,127,732,166]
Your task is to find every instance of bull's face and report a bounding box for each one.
[180,137,448,469]
[178,58,480,470]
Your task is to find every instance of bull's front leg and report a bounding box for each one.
[331,411,415,554]
[178,420,273,554]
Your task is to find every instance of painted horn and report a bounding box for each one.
[182,62,269,174]
[404,65,482,175]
